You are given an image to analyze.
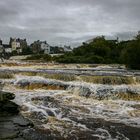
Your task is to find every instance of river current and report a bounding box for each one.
[1,62,140,140]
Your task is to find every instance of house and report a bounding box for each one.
[64,45,72,52]
[10,38,21,53]
[40,41,50,54]
[31,40,42,54]
[31,40,50,54]
[3,44,12,53]
[9,38,27,54]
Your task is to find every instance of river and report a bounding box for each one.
[0,61,140,140]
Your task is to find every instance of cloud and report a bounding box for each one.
[0,0,140,46]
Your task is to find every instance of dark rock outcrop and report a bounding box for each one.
[0,101,19,114]
[0,91,19,114]
[0,91,57,140]
[0,91,15,101]
[0,91,34,140]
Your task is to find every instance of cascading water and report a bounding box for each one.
[0,62,140,140]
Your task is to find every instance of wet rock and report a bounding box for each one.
[46,109,55,117]
[69,117,140,140]
[0,90,35,140]
[30,111,48,120]
[0,119,19,139]
[95,87,114,100]
[0,101,19,114]
[22,128,50,140]
[13,138,25,140]
[0,91,15,101]
[22,128,65,140]
[0,90,19,114]
[13,115,32,126]
[78,87,91,97]
[0,114,34,140]
[131,104,140,109]
[0,121,17,130]
[0,129,19,139]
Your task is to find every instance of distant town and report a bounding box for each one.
[0,38,73,58]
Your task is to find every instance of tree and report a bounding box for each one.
[54,32,140,69]
[120,32,140,69]
[22,47,33,55]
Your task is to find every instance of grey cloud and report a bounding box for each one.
[0,0,140,46]
[115,31,137,41]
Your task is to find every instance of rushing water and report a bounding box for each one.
[1,62,140,140]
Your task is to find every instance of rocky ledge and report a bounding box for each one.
[0,91,32,140]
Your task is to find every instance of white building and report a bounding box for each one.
[11,39,22,53]
[41,41,50,54]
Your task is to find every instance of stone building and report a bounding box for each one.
[9,38,27,54]
[31,40,50,54]
[30,40,41,54]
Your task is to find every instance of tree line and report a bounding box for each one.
[54,32,140,69]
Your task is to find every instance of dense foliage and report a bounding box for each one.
[55,32,140,69]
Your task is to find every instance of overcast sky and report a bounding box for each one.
[0,0,140,46]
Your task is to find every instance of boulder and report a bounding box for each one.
[0,101,19,114]
[0,91,34,140]
[0,115,34,140]
[0,91,18,114]
[0,91,15,101]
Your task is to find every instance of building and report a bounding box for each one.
[9,38,27,54]
[40,41,50,54]
[31,40,41,54]
[31,40,50,54]
[3,44,12,53]
[11,39,21,53]
[64,45,72,52]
